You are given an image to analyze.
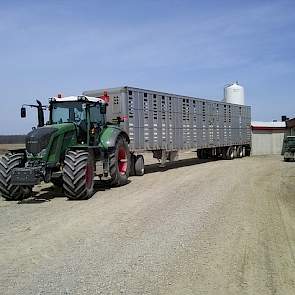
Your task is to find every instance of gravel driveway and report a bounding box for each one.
[0,154,294,294]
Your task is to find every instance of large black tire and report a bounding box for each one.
[63,150,94,200]
[0,153,25,200]
[134,155,144,176]
[110,136,130,186]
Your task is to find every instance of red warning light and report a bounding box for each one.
[100,91,110,103]
[120,115,128,122]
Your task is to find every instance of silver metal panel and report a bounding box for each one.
[83,87,251,151]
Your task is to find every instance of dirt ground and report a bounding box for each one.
[0,144,24,154]
[0,154,294,294]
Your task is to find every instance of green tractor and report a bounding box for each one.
[0,94,131,200]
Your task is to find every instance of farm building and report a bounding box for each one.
[286,117,295,136]
[251,121,286,155]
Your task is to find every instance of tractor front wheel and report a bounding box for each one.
[63,150,94,200]
[0,153,26,200]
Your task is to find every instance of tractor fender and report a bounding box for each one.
[99,126,130,150]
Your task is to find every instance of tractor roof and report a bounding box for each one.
[51,95,106,104]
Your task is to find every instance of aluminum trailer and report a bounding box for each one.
[83,86,251,167]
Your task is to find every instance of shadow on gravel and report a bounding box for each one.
[18,187,65,204]
[17,179,129,203]
[16,158,215,203]
[18,198,52,204]
[144,157,215,174]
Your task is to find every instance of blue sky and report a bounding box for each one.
[0,0,294,134]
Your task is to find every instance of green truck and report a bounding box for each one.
[283,136,295,162]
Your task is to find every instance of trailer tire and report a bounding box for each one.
[242,146,246,157]
[197,149,206,159]
[237,146,243,158]
[226,147,234,160]
[134,155,144,176]
[0,153,25,200]
[197,150,203,159]
[245,146,251,156]
[129,154,136,176]
[110,136,130,186]
[63,150,94,200]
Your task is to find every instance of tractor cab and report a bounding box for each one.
[49,95,107,145]
[0,92,130,201]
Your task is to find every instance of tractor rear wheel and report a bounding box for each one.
[0,153,26,200]
[110,136,130,186]
[63,150,94,200]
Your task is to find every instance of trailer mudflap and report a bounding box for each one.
[11,168,42,185]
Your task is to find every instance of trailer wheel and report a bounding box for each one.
[226,147,234,160]
[237,146,243,158]
[110,136,130,186]
[129,154,136,176]
[0,153,26,200]
[134,155,144,176]
[63,150,94,200]
[245,146,251,156]
[242,146,246,157]
[197,149,206,159]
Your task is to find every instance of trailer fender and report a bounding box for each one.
[99,126,130,150]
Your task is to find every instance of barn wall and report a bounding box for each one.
[251,130,285,155]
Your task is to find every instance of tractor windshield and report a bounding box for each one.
[51,102,85,124]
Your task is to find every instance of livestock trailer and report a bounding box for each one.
[83,86,251,165]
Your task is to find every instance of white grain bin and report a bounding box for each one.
[224,82,245,105]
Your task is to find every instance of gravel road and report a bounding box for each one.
[0,154,294,294]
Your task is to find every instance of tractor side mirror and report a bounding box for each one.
[21,107,26,118]
[100,104,107,114]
